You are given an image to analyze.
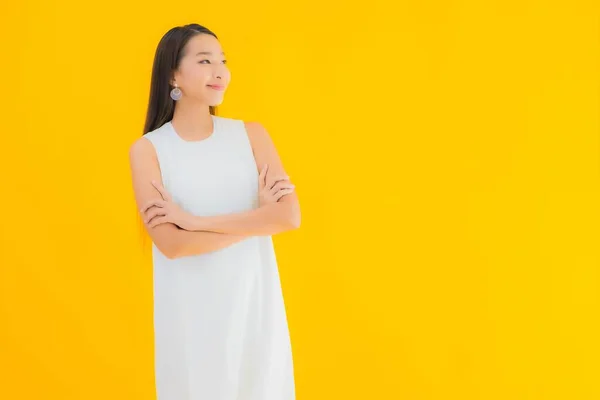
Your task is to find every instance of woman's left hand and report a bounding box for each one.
[141,180,193,229]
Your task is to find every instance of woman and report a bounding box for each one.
[128,23,300,400]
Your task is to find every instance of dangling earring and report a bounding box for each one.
[170,83,182,101]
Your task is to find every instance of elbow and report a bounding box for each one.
[149,225,187,259]
[287,200,301,230]
[287,210,301,230]
[155,239,182,260]
[166,241,186,259]
[292,213,301,229]
[272,201,301,232]
[165,249,179,260]
[156,243,179,260]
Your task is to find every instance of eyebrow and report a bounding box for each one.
[195,51,226,56]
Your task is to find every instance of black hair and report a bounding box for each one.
[143,24,218,135]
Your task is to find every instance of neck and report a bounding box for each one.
[171,99,214,140]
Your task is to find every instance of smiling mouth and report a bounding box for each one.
[207,85,225,91]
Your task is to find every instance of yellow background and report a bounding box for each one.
[1,1,599,399]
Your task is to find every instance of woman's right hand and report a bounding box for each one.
[259,164,295,206]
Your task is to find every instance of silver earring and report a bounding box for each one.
[170,83,182,101]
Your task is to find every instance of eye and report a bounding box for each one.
[198,59,228,64]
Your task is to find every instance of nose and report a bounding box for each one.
[214,64,228,80]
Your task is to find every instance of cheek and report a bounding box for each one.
[191,69,213,85]
[182,76,211,96]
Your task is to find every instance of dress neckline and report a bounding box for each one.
[168,115,218,144]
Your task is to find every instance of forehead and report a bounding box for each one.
[184,33,224,56]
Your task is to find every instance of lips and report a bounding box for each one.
[207,85,225,91]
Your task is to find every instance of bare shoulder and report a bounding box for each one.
[243,120,280,158]
[128,136,161,205]
[243,120,271,143]
[129,136,155,160]
[242,119,289,176]
[243,120,265,132]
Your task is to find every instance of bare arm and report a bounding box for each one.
[186,201,296,236]
[184,121,301,236]
[129,137,248,259]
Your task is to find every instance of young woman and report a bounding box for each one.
[128,23,300,400]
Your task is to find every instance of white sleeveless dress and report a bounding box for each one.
[143,115,295,400]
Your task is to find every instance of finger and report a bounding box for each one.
[267,174,290,190]
[272,187,294,200]
[141,199,166,213]
[148,215,168,228]
[151,180,172,201]
[270,181,295,193]
[145,207,166,223]
[258,164,268,189]
[270,182,294,195]
[141,199,165,214]
[156,181,171,201]
[274,188,294,200]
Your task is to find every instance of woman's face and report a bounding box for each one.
[172,33,230,106]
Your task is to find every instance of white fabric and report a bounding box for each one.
[143,115,295,400]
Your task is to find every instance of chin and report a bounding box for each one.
[209,98,225,107]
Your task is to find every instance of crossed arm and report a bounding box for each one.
[129,121,301,259]
[174,196,299,236]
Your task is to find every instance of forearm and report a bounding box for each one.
[168,228,248,259]
[187,202,298,236]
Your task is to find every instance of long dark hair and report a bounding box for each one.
[143,24,218,135]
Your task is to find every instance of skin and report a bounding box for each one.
[129,33,301,259]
